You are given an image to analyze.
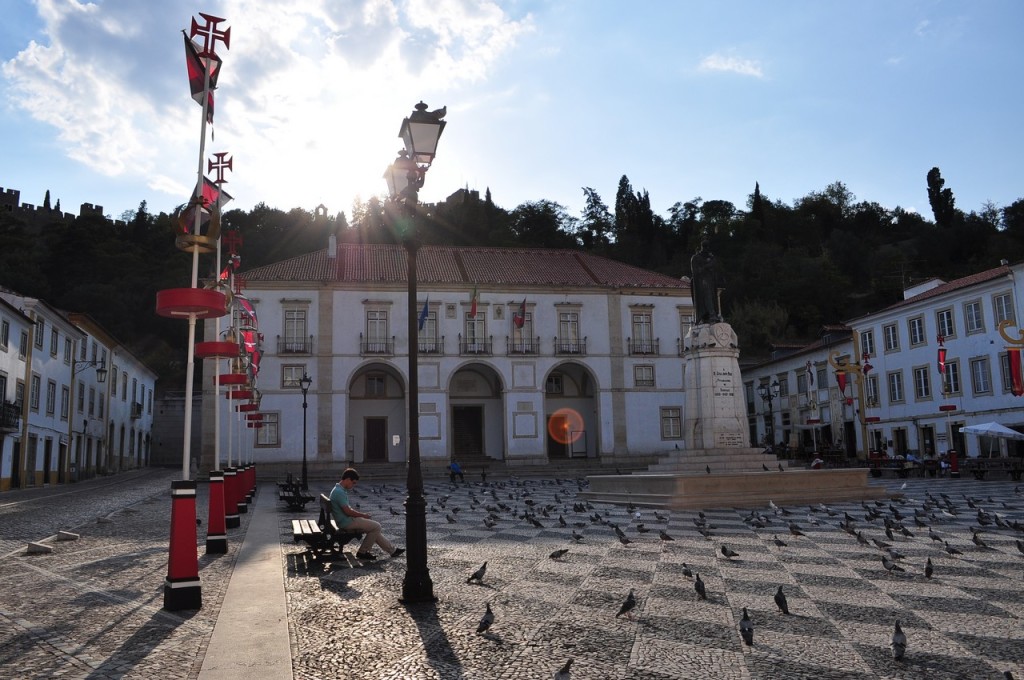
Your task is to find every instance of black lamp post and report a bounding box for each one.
[299,373,312,491]
[384,101,446,604]
[757,379,780,447]
[68,359,107,481]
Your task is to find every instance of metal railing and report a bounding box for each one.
[554,337,587,356]
[277,335,313,354]
[627,337,659,355]
[459,335,493,356]
[506,336,540,355]
[360,334,395,356]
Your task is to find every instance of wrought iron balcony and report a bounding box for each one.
[459,334,492,356]
[1,401,20,431]
[419,336,445,355]
[130,402,144,419]
[360,334,395,356]
[554,337,587,356]
[277,335,313,354]
[506,336,540,355]
[627,337,659,355]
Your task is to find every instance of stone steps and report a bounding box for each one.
[645,448,785,475]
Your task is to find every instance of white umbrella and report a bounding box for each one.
[958,422,1024,457]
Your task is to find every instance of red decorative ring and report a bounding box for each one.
[217,373,248,385]
[245,413,264,421]
[156,288,228,319]
[195,341,240,358]
[226,390,253,400]
[247,423,264,429]
[938,404,957,412]
[864,416,881,423]
[236,403,259,412]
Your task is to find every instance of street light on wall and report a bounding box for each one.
[757,379,780,446]
[299,373,312,491]
[383,101,446,605]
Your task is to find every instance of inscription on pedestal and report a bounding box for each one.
[717,432,745,448]
[713,370,734,398]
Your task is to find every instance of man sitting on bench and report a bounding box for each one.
[329,468,405,562]
[449,460,465,483]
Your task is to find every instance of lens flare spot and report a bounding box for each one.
[548,407,584,445]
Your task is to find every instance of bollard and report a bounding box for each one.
[164,480,202,611]
[224,467,240,529]
[206,470,228,554]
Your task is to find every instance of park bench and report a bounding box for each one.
[290,494,363,560]
[278,475,315,510]
[961,457,1024,481]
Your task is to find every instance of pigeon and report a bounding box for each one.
[773,535,788,548]
[559,515,567,527]
[882,555,905,573]
[659,529,674,541]
[971,532,989,549]
[446,513,458,524]
[856,531,870,546]
[571,530,584,542]
[762,463,770,471]
[1016,539,1024,556]
[618,535,632,546]
[616,589,637,619]
[654,511,668,521]
[682,562,693,578]
[721,545,739,559]
[924,557,933,579]
[774,586,790,615]
[694,573,706,600]
[636,524,650,533]
[550,548,569,560]
[706,465,712,474]
[778,462,785,472]
[553,658,573,680]
[789,523,806,537]
[739,607,754,645]
[467,562,487,584]
[476,603,495,634]
[928,528,943,543]
[944,541,963,556]
[390,506,401,516]
[890,620,907,660]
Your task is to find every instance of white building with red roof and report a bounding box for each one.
[201,243,697,474]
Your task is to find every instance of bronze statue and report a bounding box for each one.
[690,240,722,323]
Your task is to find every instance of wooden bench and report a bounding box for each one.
[961,457,1024,481]
[278,479,316,510]
[290,494,363,560]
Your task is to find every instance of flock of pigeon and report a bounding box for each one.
[354,477,1024,678]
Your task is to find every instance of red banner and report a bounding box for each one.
[836,371,847,394]
[1009,348,1023,397]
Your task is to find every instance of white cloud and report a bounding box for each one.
[2,0,531,214]
[698,52,764,78]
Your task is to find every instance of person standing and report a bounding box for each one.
[329,468,404,561]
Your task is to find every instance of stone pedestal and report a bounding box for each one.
[683,322,747,450]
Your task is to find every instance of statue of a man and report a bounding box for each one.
[690,240,722,324]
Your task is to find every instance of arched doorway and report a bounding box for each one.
[348,362,406,463]
[543,362,598,459]
[448,363,504,463]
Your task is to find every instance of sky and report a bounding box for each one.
[2,0,1023,227]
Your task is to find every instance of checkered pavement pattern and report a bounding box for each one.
[282,477,1024,679]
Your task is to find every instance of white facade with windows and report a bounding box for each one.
[0,291,157,490]
[742,262,1024,459]
[200,244,695,471]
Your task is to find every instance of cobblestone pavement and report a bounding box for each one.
[0,468,252,680]
[284,476,1024,680]
[2,472,1023,679]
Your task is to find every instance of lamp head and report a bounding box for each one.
[95,361,108,383]
[299,373,312,393]
[399,101,446,167]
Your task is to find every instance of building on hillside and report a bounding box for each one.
[200,243,695,473]
[0,290,158,490]
[742,261,1024,461]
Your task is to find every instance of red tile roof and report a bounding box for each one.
[242,244,690,290]
[880,265,1011,313]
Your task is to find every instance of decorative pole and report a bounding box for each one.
[828,333,873,461]
[155,12,231,611]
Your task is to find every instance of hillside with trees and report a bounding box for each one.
[1,167,1022,386]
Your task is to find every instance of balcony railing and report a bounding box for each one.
[277,335,313,354]
[130,402,144,419]
[554,337,587,356]
[360,334,395,356]
[419,336,445,355]
[1,401,20,431]
[459,334,492,356]
[506,336,540,355]
[627,337,659,355]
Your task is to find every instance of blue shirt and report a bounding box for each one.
[329,483,353,528]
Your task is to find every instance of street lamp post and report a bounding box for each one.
[757,379,780,448]
[384,101,446,604]
[68,359,108,482]
[299,373,312,491]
